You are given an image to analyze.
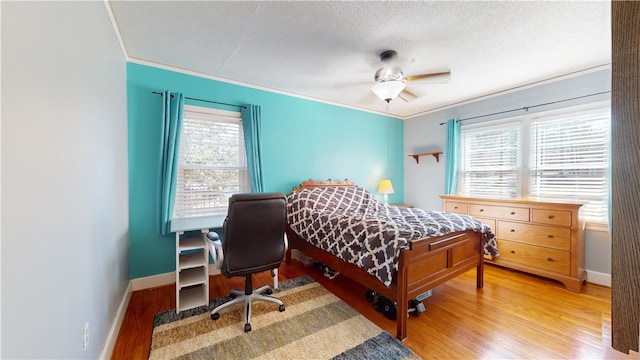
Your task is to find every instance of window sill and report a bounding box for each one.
[585,221,609,233]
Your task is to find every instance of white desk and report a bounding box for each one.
[170,215,225,233]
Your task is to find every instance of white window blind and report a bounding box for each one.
[458,104,610,224]
[173,105,250,219]
[530,111,610,222]
[460,122,522,198]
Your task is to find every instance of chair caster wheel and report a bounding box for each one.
[264,288,273,295]
[211,313,220,320]
[244,323,252,332]
[279,304,285,312]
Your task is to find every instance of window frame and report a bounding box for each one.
[172,104,250,220]
[458,101,611,225]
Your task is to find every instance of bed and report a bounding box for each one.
[284,179,498,340]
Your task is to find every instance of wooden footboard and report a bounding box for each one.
[285,179,485,340]
[286,227,484,341]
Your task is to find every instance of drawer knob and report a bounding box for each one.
[547,234,554,238]
[547,215,555,219]
[546,257,553,262]
[509,250,515,254]
[510,211,516,215]
[454,206,458,209]
[510,229,516,233]
[479,208,484,212]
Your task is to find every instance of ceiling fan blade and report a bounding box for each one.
[405,71,451,84]
[398,88,418,102]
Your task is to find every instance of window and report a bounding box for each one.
[173,105,250,219]
[459,104,610,223]
[460,121,522,199]
[529,110,610,221]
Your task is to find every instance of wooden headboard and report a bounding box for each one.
[293,178,355,191]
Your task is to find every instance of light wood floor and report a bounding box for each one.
[112,262,636,359]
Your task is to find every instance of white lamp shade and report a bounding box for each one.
[378,179,395,194]
[372,81,405,103]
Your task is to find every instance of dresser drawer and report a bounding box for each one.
[475,217,496,232]
[497,221,570,250]
[441,195,585,291]
[496,239,570,275]
[469,204,530,222]
[532,209,572,227]
[444,201,468,214]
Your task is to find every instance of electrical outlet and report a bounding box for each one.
[83,323,89,351]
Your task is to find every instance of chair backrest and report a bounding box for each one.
[221,192,287,277]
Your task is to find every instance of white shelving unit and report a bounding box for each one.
[175,231,209,313]
[171,215,225,314]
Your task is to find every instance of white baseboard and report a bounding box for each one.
[209,264,221,276]
[131,272,175,291]
[291,249,315,266]
[586,269,611,287]
[100,265,221,359]
[99,281,132,360]
[131,265,221,291]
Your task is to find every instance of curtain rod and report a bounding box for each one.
[152,91,247,110]
[438,91,610,125]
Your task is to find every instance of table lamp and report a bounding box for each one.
[378,179,395,205]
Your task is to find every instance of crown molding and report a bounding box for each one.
[405,64,612,120]
[127,58,404,120]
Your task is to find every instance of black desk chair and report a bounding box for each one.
[206,192,287,332]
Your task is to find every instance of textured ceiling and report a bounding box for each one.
[108,1,611,119]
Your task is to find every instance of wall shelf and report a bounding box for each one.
[409,152,443,164]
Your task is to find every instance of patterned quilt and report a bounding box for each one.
[287,186,498,287]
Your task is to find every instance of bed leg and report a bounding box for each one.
[476,258,484,289]
[396,301,408,341]
[396,254,408,341]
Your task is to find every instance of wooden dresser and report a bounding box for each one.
[440,195,586,292]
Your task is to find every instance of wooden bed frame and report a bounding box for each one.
[285,179,485,341]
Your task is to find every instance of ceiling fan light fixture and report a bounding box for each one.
[372,80,405,103]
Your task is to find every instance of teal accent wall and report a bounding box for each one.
[127,62,404,279]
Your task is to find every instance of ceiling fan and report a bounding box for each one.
[371,50,451,104]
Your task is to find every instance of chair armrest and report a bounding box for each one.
[283,233,288,260]
[206,232,223,269]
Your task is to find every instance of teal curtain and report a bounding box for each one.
[158,90,184,235]
[444,118,461,195]
[241,104,264,192]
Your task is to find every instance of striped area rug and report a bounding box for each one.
[149,275,419,359]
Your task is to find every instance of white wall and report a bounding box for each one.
[404,68,612,282]
[1,2,129,358]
